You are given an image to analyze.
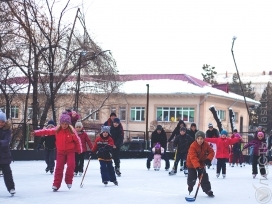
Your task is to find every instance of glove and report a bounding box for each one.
[196,167,204,178]
[98,147,105,153]
[88,151,93,158]
[36,144,42,152]
[205,159,211,168]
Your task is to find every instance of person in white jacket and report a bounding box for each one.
[152,143,165,171]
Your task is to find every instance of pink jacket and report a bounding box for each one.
[77,131,93,152]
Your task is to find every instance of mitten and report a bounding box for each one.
[205,159,211,167]
[196,167,204,178]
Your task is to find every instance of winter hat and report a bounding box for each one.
[47,120,55,127]
[75,121,83,128]
[221,130,228,136]
[156,125,162,131]
[113,118,120,124]
[155,143,161,148]
[208,123,213,128]
[234,133,241,138]
[257,132,264,137]
[101,126,111,134]
[0,110,7,122]
[180,127,187,132]
[59,112,71,125]
[195,131,205,139]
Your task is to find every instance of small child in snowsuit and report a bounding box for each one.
[205,130,241,179]
[36,120,56,174]
[0,110,16,196]
[91,126,118,186]
[187,131,215,197]
[33,112,82,191]
[242,131,267,178]
[152,143,165,171]
[74,121,93,176]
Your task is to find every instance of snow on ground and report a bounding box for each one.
[0,159,271,204]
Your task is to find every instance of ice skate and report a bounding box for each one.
[45,167,49,173]
[184,169,188,177]
[67,184,72,189]
[205,190,215,197]
[74,172,77,176]
[253,174,257,179]
[168,169,176,176]
[79,172,82,176]
[262,174,267,179]
[180,166,184,171]
[103,181,108,186]
[188,186,193,195]
[115,167,121,177]
[223,174,226,179]
[216,173,220,178]
[9,189,15,196]
[50,170,54,174]
[52,186,58,192]
[113,181,118,186]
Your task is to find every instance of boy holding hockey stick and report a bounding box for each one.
[186,131,215,198]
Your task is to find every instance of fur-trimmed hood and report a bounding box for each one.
[1,120,11,130]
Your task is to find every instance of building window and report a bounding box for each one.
[234,112,239,122]
[130,107,145,121]
[119,106,126,121]
[27,107,33,119]
[217,110,226,121]
[110,107,116,114]
[87,110,99,121]
[11,106,19,119]
[156,107,195,122]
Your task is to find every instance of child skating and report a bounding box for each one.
[91,126,118,186]
[33,112,82,191]
[152,143,164,171]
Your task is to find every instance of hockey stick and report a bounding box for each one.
[185,169,205,202]
[80,156,91,188]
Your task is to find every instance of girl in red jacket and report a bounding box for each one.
[74,121,93,176]
[92,126,118,186]
[205,130,241,179]
[33,112,82,191]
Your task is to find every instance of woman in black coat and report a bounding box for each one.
[0,110,16,195]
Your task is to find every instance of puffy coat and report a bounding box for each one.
[168,120,187,142]
[110,124,124,148]
[92,134,114,161]
[173,133,194,154]
[243,139,267,156]
[104,118,124,136]
[205,137,240,158]
[206,128,219,138]
[0,121,12,164]
[34,126,82,154]
[77,131,93,152]
[151,129,167,149]
[186,141,214,169]
[39,135,56,150]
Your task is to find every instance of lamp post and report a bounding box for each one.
[145,84,149,149]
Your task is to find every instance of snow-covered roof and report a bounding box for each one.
[119,79,260,105]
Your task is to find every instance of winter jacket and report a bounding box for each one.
[254,130,266,140]
[173,133,194,154]
[243,139,267,156]
[77,131,93,152]
[186,141,214,169]
[206,128,219,138]
[187,129,198,140]
[152,147,165,155]
[151,129,167,149]
[104,118,124,136]
[205,137,241,159]
[92,134,114,161]
[34,126,82,154]
[0,121,12,164]
[230,134,242,153]
[39,135,56,150]
[168,120,187,142]
[110,124,124,148]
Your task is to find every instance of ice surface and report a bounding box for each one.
[0,159,270,204]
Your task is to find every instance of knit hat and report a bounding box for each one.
[0,110,7,122]
[101,126,111,134]
[155,143,161,148]
[180,127,187,132]
[221,130,228,136]
[47,120,55,127]
[208,123,213,128]
[257,131,264,137]
[156,125,162,131]
[234,133,241,138]
[113,118,120,124]
[195,131,205,139]
[59,112,71,125]
[75,121,83,128]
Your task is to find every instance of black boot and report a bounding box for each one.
[205,190,214,197]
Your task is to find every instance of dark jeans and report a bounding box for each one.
[0,164,15,191]
[99,160,117,182]
[252,155,266,175]
[74,152,85,173]
[112,147,121,168]
[147,150,170,169]
[44,149,56,171]
[173,152,187,172]
[187,168,211,192]
[217,158,227,174]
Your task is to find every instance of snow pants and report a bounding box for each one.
[53,151,75,188]
[173,152,187,172]
[99,160,117,182]
[74,152,85,173]
[217,158,227,174]
[147,150,170,170]
[44,149,55,171]
[0,164,15,192]
[112,147,121,168]
[232,151,242,165]
[252,155,266,175]
[153,154,162,169]
[187,168,211,192]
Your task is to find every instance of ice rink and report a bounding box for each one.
[0,158,271,204]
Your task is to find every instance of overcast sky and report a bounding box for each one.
[66,0,272,79]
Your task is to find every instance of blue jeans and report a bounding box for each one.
[99,160,116,182]
[44,149,56,170]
